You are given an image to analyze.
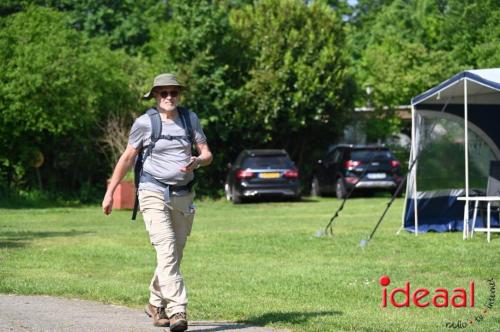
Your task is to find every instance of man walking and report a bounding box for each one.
[102,73,212,331]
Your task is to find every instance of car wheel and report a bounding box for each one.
[232,186,242,204]
[224,183,232,201]
[310,176,322,197]
[336,178,347,199]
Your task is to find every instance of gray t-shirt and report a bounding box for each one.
[128,108,207,193]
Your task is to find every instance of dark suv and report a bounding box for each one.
[311,145,403,198]
[224,149,300,203]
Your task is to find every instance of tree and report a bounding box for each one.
[346,0,500,142]
[231,0,354,172]
[440,0,500,68]
[0,0,169,53]
[350,0,500,110]
[0,6,142,194]
[473,8,500,68]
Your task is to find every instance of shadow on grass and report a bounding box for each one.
[0,230,92,249]
[242,310,343,327]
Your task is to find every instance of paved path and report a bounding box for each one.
[0,295,289,332]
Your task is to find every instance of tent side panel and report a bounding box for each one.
[404,191,465,233]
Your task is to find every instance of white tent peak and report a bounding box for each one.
[412,68,500,106]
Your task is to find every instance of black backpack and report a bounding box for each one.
[131,107,194,220]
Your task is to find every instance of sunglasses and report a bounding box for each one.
[157,89,179,98]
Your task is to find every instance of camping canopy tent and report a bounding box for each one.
[404,68,500,233]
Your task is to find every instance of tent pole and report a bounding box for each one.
[411,104,419,235]
[464,79,469,240]
[401,105,412,232]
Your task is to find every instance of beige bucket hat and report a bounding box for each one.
[143,73,185,99]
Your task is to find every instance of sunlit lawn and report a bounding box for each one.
[1,197,498,331]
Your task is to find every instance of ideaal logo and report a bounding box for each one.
[379,275,496,329]
[379,275,474,308]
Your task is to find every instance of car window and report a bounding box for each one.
[332,149,343,163]
[325,151,335,162]
[351,149,393,161]
[242,155,294,169]
[326,149,341,163]
[234,154,245,166]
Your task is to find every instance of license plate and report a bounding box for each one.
[259,172,280,179]
[367,173,386,179]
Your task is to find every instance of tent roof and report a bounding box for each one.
[412,68,500,106]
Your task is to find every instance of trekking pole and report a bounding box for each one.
[359,170,409,248]
[319,146,385,237]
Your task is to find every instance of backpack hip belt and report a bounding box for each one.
[140,172,195,203]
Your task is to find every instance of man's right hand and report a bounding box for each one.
[102,193,114,215]
[102,144,139,216]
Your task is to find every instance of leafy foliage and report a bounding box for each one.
[0,0,169,53]
[348,0,500,141]
[0,6,141,195]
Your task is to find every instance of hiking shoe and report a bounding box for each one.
[169,312,188,332]
[144,303,169,327]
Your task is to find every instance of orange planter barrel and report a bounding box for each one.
[108,180,136,209]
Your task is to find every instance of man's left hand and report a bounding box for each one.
[180,157,200,173]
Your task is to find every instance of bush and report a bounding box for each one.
[0,6,142,193]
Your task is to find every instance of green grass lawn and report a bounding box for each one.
[1,197,498,331]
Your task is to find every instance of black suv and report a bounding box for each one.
[224,149,300,203]
[311,145,403,198]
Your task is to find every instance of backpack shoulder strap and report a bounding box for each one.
[143,107,162,159]
[177,106,194,146]
[146,108,162,144]
[132,108,161,221]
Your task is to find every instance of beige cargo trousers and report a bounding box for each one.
[139,189,195,317]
